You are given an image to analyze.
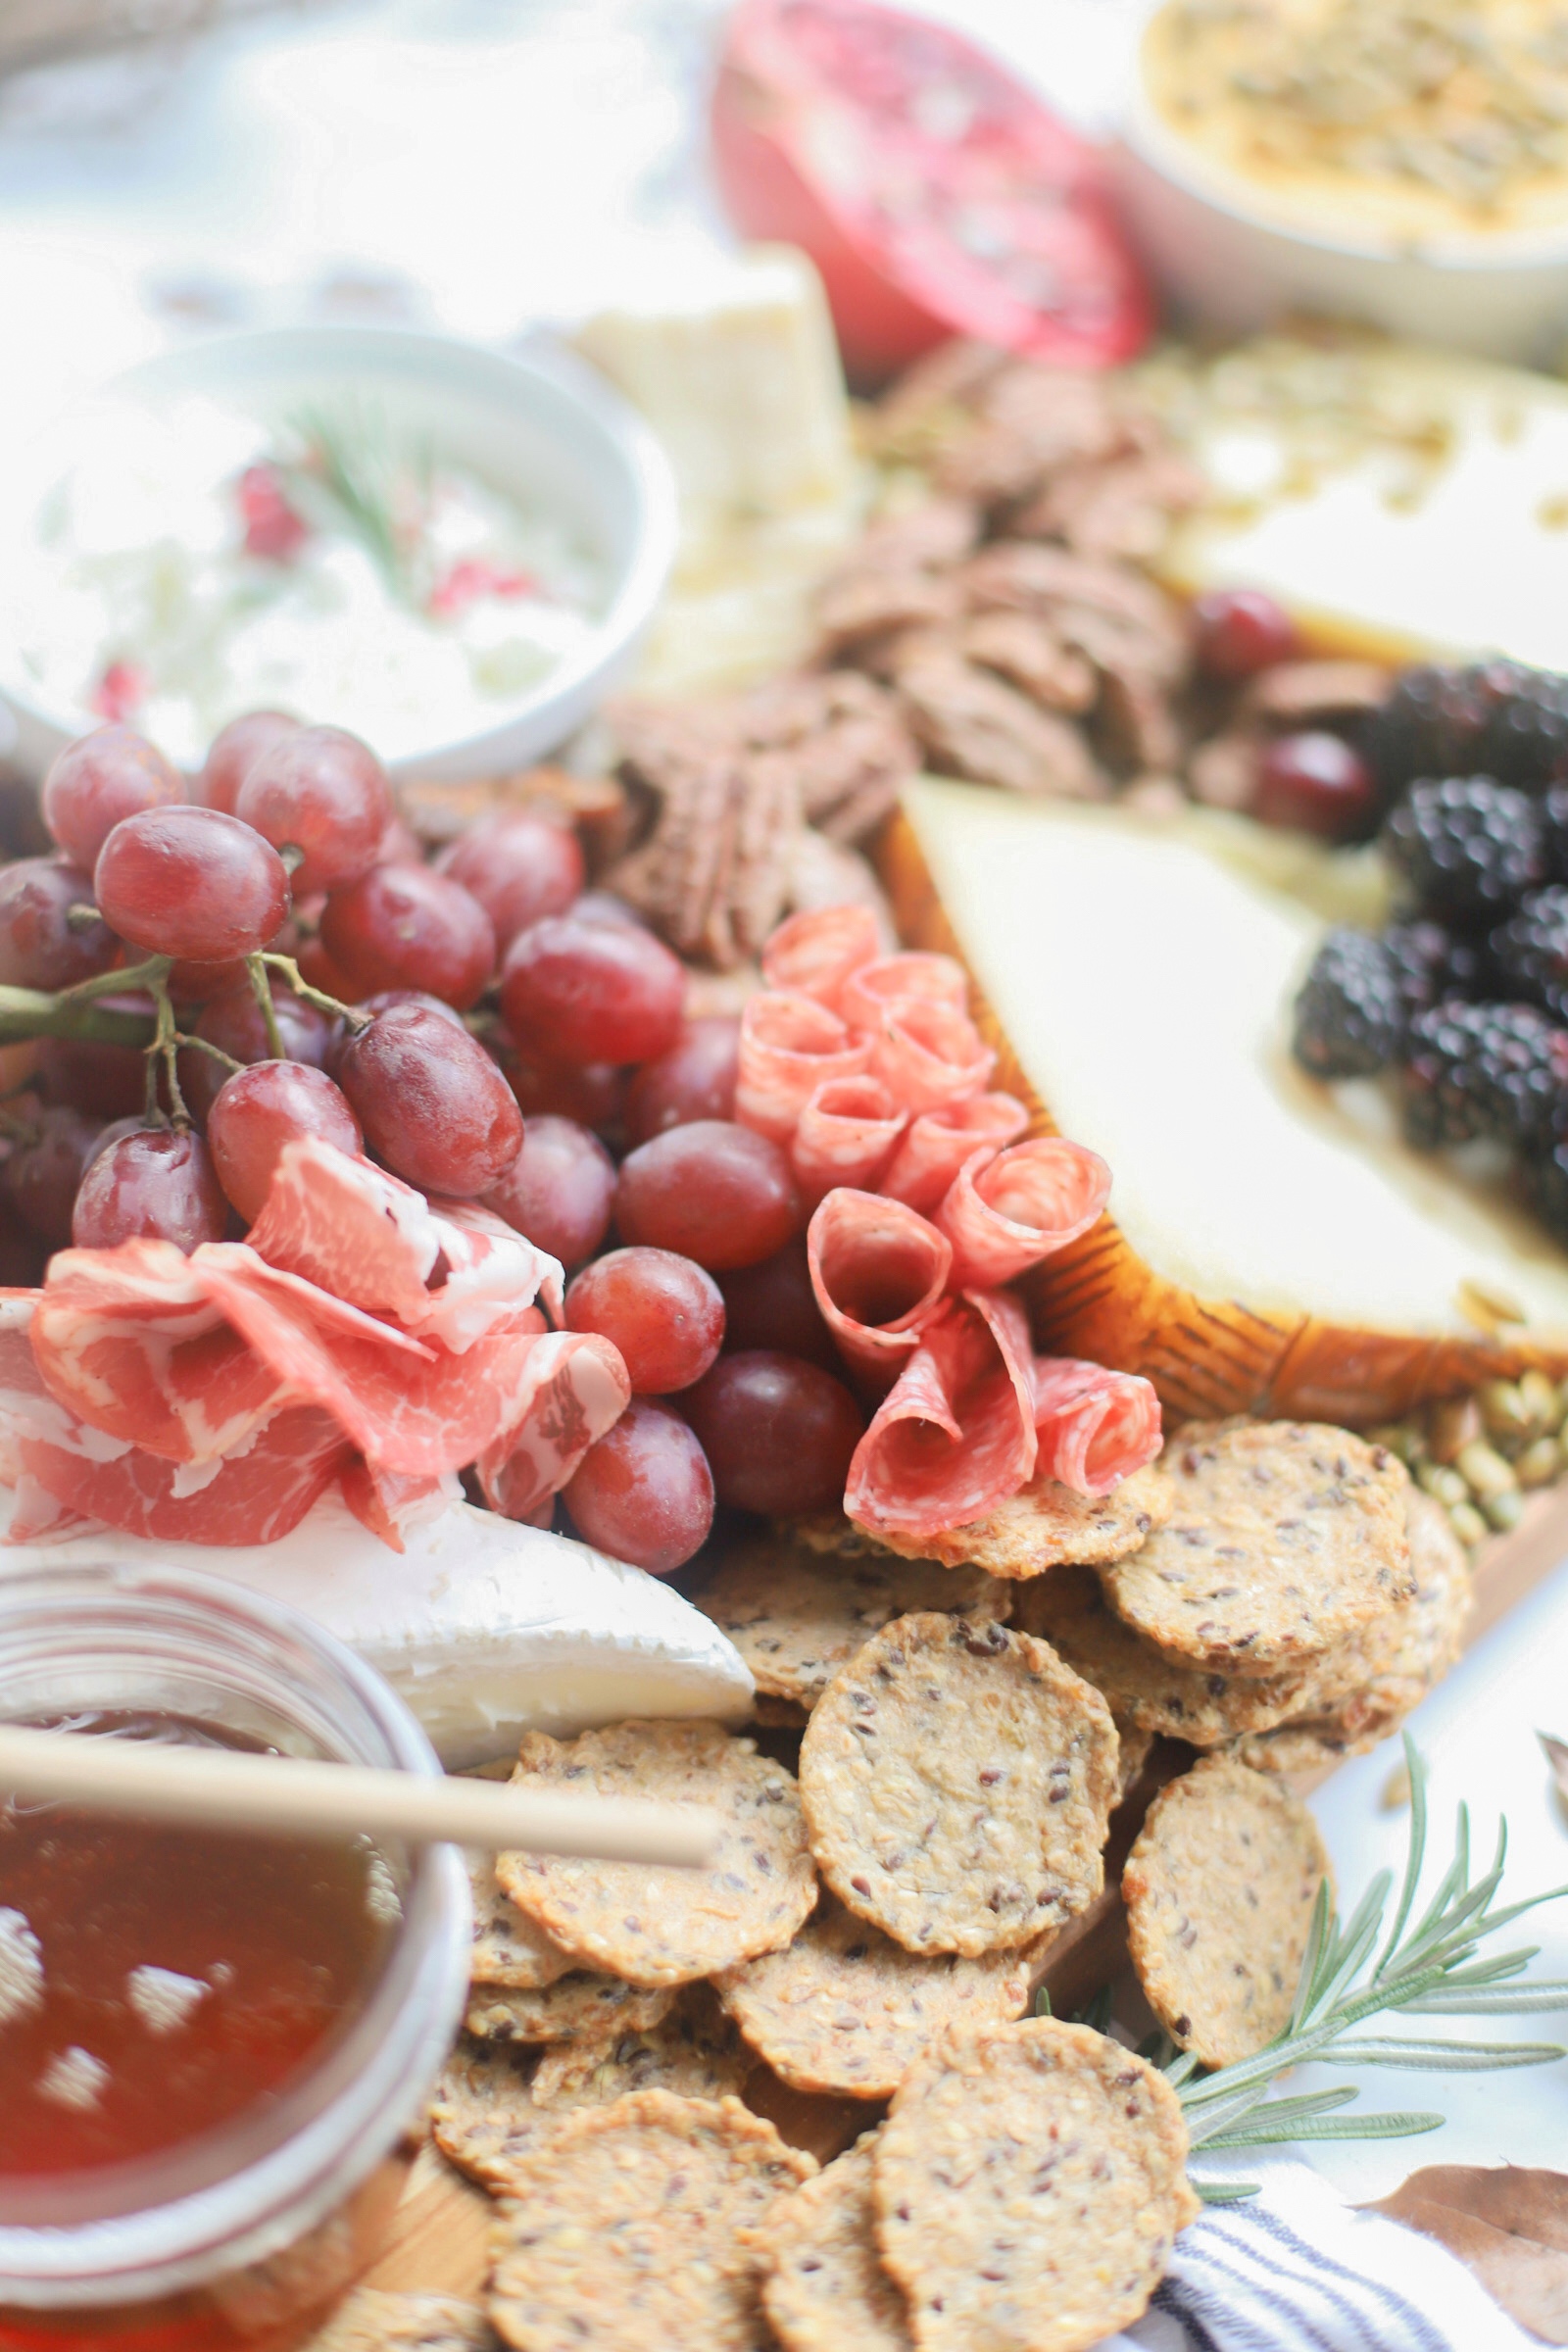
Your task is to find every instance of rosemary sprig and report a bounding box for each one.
[1167,1739,1568,2198]
[282,403,429,601]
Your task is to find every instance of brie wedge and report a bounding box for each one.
[0,1486,754,1770]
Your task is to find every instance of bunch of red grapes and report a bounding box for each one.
[0,714,866,1575]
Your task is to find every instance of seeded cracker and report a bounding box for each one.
[872,2020,1199,2352]
[465,1853,573,1991]
[486,2090,816,2352]
[856,1461,1174,1579]
[696,1534,1011,1710]
[752,2133,913,2352]
[1123,1754,1331,2066]
[714,1890,1033,2098]
[529,1984,752,2109]
[497,1721,817,1986]
[1013,1563,1319,1744]
[465,1976,675,2044]
[429,2038,550,2191]
[799,1614,1118,1955]
[1101,1421,1412,1672]
[305,2289,496,2350]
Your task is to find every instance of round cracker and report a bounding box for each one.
[754,2134,912,2352]
[1102,1422,1412,1673]
[799,1613,1119,1956]
[714,1891,1033,2099]
[430,2037,550,2191]
[465,1976,675,2045]
[530,1984,752,2111]
[1123,1754,1331,2066]
[307,2289,494,2351]
[486,2090,815,2352]
[1013,1563,1318,1744]
[466,1852,573,1991]
[497,1722,818,1987]
[697,1536,1011,1709]
[859,1462,1174,1579]
[872,2020,1199,2352]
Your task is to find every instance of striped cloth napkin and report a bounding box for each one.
[1104,2158,1535,2350]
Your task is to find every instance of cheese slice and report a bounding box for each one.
[888,778,1568,1419]
[0,1487,754,1770]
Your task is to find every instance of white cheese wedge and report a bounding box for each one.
[0,1486,754,1770]
[906,776,1568,1338]
[1155,336,1568,668]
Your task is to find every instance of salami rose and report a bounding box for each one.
[1031,1356,1161,1497]
[843,1287,1037,1539]
[870,998,995,1115]
[792,1077,907,1211]
[807,1187,952,1379]
[937,1139,1110,1288]
[881,1093,1030,1215]
[760,903,881,1011]
[735,991,872,1142]
[839,951,968,1037]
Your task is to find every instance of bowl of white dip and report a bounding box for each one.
[0,327,677,783]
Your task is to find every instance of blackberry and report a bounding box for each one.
[1401,1000,1568,1152]
[1293,929,1403,1078]
[1370,661,1568,797]
[1383,919,1487,1012]
[1531,1140,1568,1247]
[1494,886,1568,1023]
[1382,776,1545,929]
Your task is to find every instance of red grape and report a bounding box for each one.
[565,1248,724,1395]
[572,891,648,930]
[236,725,393,897]
[179,980,338,1120]
[338,1003,522,1197]
[207,1060,364,1222]
[72,1127,226,1251]
[38,996,161,1120]
[435,809,584,950]
[499,1044,626,1135]
[1192,588,1298,681]
[615,1120,799,1271]
[95,808,289,964]
[320,864,496,1010]
[682,1350,863,1515]
[293,932,364,1004]
[1255,732,1377,840]
[484,1114,614,1268]
[4,1104,102,1244]
[41,728,183,868]
[377,813,426,867]
[564,1397,714,1574]
[718,1239,838,1370]
[500,914,684,1068]
[0,1199,46,1287]
[199,711,299,815]
[0,859,119,990]
[624,1018,740,1146]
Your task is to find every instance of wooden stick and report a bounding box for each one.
[0,1724,718,1868]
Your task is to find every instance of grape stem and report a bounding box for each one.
[55,956,173,1005]
[258,953,369,1032]
[245,955,288,1059]
[149,989,191,1129]
[0,985,157,1050]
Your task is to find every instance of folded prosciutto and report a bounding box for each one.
[844,1290,1037,1540]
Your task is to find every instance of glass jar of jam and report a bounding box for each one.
[0,1561,469,2352]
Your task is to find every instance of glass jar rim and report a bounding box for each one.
[0,1558,469,2306]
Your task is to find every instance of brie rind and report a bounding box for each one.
[0,1486,754,1769]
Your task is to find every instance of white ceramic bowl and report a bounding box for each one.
[1114,65,1568,367]
[0,325,678,784]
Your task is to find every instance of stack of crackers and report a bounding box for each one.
[394,1417,1468,2352]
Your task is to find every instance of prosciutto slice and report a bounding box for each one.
[838,951,968,1037]
[807,1189,952,1379]
[735,993,872,1143]
[339,1455,464,1552]
[844,1289,1038,1540]
[936,1140,1111,1289]
[869,999,995,1116]
[475,1331,632,1523]
[14,1404,349,1548]
[881,1094,1030,1215]
[760,904,881,1013]
[791,1078,907,1212]
[1031,1356,1162,1497]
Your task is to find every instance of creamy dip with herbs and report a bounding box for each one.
[12,397,609,766]
[1143,0,1568,246]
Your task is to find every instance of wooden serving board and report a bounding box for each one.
[356,1481,1568,2305]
